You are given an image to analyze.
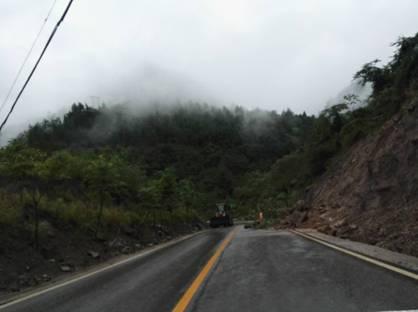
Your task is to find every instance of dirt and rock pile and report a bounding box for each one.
[280,99,418,257]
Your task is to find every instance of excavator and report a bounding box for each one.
[209,203,234,227]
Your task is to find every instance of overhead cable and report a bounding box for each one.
[0,0,75,132]
[0,0,59,115]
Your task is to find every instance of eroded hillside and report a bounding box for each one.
[284,100,418,256]
[279,33,418,256]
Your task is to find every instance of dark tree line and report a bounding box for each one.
[18,102,315,200]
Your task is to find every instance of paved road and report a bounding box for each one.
[1,226,417,312]
[191,228,418,312]
[0,229,229,312]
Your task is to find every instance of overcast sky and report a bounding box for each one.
[1,0,418,134]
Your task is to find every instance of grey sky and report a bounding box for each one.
[1,0,418,134]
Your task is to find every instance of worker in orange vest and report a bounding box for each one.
[258,211,264,224]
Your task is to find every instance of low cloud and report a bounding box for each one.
[0,0,417,141]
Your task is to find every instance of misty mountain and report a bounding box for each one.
[15,103,314,200]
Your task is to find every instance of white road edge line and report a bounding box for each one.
[378,310,418,312]
[0,231,205,309]
[290,230,418,281]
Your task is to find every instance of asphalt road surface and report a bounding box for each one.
[1,226,417,312]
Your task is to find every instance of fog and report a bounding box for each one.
[1,0,418,139]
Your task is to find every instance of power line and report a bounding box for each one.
[0,0,75,133]
[0,0,59,115]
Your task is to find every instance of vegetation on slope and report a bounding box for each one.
[235,33,418,222]
[0,102,317,253]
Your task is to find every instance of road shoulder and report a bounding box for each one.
[292,228,418,274]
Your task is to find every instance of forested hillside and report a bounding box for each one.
[0,102,314,271]
[0,102,317,292]
[3,32,417,245]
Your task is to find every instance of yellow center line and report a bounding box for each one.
[172,227,238,312]
[290,230,418,281]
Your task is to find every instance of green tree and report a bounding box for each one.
[83,154,125,234]
[0,143,47,249]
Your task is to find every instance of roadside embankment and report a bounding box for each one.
[0,221,204,299]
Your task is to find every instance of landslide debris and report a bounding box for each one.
[281,103,418,257]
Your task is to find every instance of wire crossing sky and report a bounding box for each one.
[0,0,417,136]
[0,0,74,132]
[0,0,58,117]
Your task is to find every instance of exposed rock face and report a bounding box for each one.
[286,102,418,257]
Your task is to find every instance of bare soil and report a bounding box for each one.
[280,100,418,257]
[0,219,203,298]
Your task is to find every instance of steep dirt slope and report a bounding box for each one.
[0,220,203,297]
[283,99,418,257]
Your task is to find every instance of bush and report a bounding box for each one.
[0,192,20,224]
[102,208,135,227]
[57,201,96,228]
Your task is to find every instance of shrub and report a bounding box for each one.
[102,208,135,227]
[0,192,20,224]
